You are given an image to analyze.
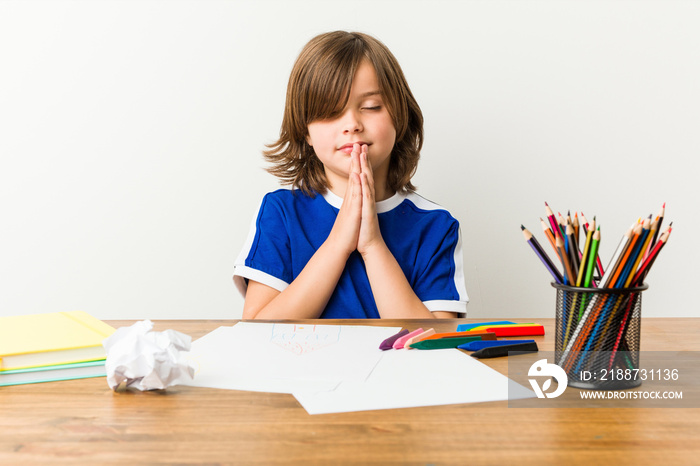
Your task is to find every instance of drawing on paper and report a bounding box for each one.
[270,324,342,355]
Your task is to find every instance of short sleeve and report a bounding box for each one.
[233,194,293,297]
[413,220,469,315]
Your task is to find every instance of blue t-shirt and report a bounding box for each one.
[233,189,468,318]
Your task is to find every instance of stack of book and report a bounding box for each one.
[0,311,116,386]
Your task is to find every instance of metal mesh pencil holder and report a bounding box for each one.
[552,282,648,390]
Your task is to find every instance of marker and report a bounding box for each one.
[408,336,486,350]
[456,321,517,332]
[470,342,539,358]
[403,329,436,349]
[457,323,538,332]
[393,328,424,349]
[460,325,545,337]
[379,329,409,350]
[458,339,536,352]
[423,331,497,341]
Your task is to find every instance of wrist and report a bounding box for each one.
[359,238,388,261]
[324,232,356,259]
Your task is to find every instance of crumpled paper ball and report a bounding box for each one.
[103,320,195,390]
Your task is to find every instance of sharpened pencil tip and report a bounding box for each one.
[521,225,525,230]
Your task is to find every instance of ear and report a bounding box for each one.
[305,133,313,147]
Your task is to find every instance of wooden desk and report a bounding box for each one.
[1,318,698,464]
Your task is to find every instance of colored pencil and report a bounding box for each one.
[615,216,651,288]
[580,213,604,277]
[583,227,601,288]
[557,212,567,238]
[522,226,563,284]
[545,202,563,239]
[607,223,642,288]
[631,227,672,286]
[565,221,580,280]
[580,212,590,235]
[556,235,576,285]
[539,217,557,255]
[600,225,633,288]
[641,216,659,260]
[622,217,655,288]
[643,207,663,261]
[650,203,665,248]
[563,212,578,252]
[565,211,573,238]
[576,218,595,287]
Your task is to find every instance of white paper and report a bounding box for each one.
[103,320,195,390]
[293,349,536,414]
[183,322,400,394]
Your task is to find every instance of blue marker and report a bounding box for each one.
[456,321,517,332]
[458,339,536,352]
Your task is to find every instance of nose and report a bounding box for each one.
[341,109,363,134]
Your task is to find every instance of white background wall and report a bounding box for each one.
[1,0,698,320]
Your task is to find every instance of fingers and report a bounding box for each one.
[358,144,374,196]
[358,144,371,173]
[331,169,362,256]
[333,143,377,256]
[356,143,375,223]
[347,146,362,204]
[360,172,374,206]
[350,144,362,177]
[357,170,382,257]
[350,171,362,201]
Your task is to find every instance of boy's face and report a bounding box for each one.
[306,59,397,196]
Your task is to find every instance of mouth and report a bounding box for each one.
[338,142,371,154]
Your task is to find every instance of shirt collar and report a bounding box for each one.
[322,190,406,213]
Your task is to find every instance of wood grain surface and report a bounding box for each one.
[1,318,698,464]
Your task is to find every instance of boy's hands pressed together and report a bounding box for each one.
[327,144,364,257]
[357,147,385,258]
[327,143,386,258]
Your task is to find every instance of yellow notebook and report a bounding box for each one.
[0,311,116,371]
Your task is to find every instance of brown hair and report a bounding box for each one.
[264,31,424,196]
